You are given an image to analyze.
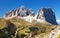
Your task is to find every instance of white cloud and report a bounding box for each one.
[57,20,60,25]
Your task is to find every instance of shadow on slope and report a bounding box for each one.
[0,20,17,38]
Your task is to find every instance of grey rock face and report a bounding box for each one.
[17,6,26,17]
[4,10,15,17]
[27,8,35,16]
[4,6,26,17]
[37,8,45,20]
[37,8,58,25]
[3,6,58,25]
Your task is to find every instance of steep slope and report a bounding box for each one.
[9,18,57,38]
[44,26,60,38]
[9,17,34,27]
[36,8,57,25]
[0,18,58,38]
[0,18,7,29]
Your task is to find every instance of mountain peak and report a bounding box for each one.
[3,6,58,25]
[36,8,57,25]
[27,8,34,16]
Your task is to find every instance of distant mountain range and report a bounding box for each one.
[3,6,58,25]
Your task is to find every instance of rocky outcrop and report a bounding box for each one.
[17,6,26,17]
[36,8,57,25]
[44,26,60,38]
[27,8,35,16]
[3,6,58,25]
[3,6,26,18]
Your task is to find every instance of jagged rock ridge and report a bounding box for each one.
[3,6,58,25]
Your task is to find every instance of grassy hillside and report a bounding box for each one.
[0,18,7,29]
[0,18,58,38]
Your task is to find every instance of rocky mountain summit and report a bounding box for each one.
[3,6,57,25]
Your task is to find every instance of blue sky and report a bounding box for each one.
[0,0,60,20]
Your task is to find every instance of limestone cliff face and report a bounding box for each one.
[36,8,57,25]
[27,8,35,16]
[17,6,26,17]
[3,6,58,25]
[3,6,26,18]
